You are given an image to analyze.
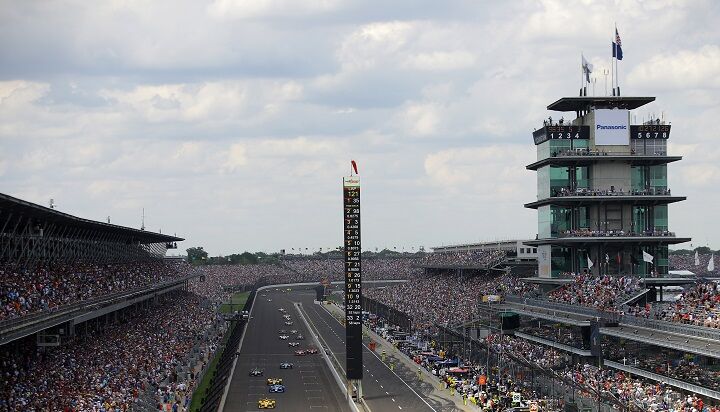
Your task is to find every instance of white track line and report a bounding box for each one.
[319,304,437,412]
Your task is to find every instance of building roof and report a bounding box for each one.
[524,195,687,209]
[0,192,183,243]
[547,96,656,112]
[525,236,692,246]
[526,155,682,171]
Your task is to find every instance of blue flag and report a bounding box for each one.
[612,28,623,60]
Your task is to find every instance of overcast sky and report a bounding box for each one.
[1,0,719,255]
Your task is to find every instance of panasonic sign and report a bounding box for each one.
[594,109,629,145]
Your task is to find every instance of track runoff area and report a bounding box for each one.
[224,286,457,412]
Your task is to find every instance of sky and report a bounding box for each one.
[1,0,719,255]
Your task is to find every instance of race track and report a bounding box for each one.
[223,287,351,412]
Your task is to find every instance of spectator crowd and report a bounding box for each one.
[552,187,672,197]
[281,257,422,282]
[558,229,675,238]
[547,274,643,312]
[604,345,720,393]
[670,253,718,277]
[0,289,222,412]
[657,281,720,329]
[417,250,506,268]
[365,272,538,329]
[3,249,720,411]
[1,261,197,322]
[366,313,719,412]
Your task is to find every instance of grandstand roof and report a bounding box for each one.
[432,240,530,252]
[547,96,655,112]
[0,192,183,243]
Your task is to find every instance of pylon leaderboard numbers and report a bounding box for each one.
[343,175,362,380]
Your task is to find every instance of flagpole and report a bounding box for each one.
[580,52,584,93]
[610,27,615,96]
[615,43,619,94]
[614,23,619,95]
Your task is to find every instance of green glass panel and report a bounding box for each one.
[654,205,668,231]
[649,165,667,190]
[631,166,646,191]
[575,166,589,189]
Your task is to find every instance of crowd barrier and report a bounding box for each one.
[198,288,257,412]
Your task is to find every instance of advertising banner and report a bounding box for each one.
[595,109,629,145]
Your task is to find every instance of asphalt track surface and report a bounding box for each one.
[299,292,461,412]
[223,288,351,412]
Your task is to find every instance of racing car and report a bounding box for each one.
[269,384,286,393]
[289,330,297,334]
[288,342,300,347]
[278,335,289,340]
[284,321,293,325]
[266,377,283,385]
[295,349,307,356]
[280,362,293,369]
[278,329,287,334]
[249,368,264,376]
[305,347,318,354]
[258,398,276,409]
[296,334,304,340]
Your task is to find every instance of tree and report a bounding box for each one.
[694,246,712,254]
[187,246,208,264]
[239,252,258,264]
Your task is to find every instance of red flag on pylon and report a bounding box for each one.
[351,160,358,175]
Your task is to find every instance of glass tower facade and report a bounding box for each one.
[526,97,689,278]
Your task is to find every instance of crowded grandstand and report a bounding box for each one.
[2,188,720,412]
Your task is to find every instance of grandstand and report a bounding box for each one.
[432,240,538,264]
[0,193,190,344]
[0,193,216,411]
[358,93,720,412]
[411,241,536,279]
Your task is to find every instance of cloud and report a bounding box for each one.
[424,145,535,200]
[2,0,720,252]
[223,143,248,172]
[399,103,440,137]
[402,51,475,71]
[338,21,414,70]
[627,45,720,90]
[207,0,341,20]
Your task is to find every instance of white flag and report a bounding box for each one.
[709,254,715,272]
[582,54,593,83]
[587,256,594,269]
[605,254,610,264]
[695,251,700,266]
[642,250,654,263]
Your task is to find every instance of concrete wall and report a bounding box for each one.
[589,162,631,192]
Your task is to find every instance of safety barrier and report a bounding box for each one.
[198,289,256,412]
[619,315,720,341]
[605,360,720,401]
